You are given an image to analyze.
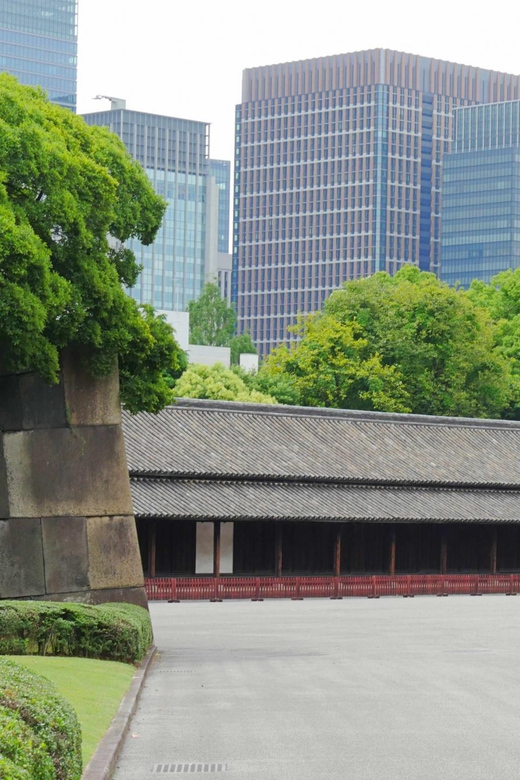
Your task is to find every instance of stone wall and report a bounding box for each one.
[0,351,147,607]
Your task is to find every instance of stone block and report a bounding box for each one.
[42,516,89,594]
[62,350,121,427]
[0,518,45,598]
[19,372,67,429]
[87,515,144,590]
[3,426,133,518]
[0,437,8,519]
[38,586,148,609]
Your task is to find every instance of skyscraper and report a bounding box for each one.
[83,103,231,311]
[441,101,520,286]
[233,49,520,354]
[0,0,78,111]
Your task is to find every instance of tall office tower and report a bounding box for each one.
[83,104,231,311]
[0,0,78,111]
[441,101,520,286]
[233,49,520,354]
[208,159,232,302]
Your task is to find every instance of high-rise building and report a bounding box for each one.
[233,49,520,354]
[441,101,520,287]
[209,159,231,253]
[0,0,78,111]
[83,103,231,311]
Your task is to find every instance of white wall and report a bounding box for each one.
[188,344,231,368]
[157,309,190,351]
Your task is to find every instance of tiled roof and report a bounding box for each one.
[123,399,520,488]
[130,478,520,523]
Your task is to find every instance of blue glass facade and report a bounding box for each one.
[83,109,210,311]
[0,0,77,111]
[234,50,520,355]
[441,102,520,286]
[209,159,231,253]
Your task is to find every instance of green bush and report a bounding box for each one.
[0,602,153,664]
[0,706,55,780]
[0,659,82,780]
[0,755,31,780]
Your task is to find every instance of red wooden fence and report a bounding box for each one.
[145,573,520,601]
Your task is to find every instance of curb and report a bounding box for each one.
[82,644,157,780]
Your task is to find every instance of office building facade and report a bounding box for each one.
[0,0,78,111]
[233,49,520,354]
[83,106,231,311]
[441,101,520,286]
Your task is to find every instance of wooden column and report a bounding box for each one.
[334,526,342,576]
[275,524,283,576]
[213,521,221,577]
[440,528,448,575]
[148,521,156,578]
[490,527,498,575]
[389,526,396,576]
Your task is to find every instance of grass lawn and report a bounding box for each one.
[7,656,135,766]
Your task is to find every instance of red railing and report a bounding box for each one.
[145,573,520,601]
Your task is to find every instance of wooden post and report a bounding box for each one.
[389,527,396,576]
[440,528,448,575]
[490,527,497,575]
[275,524,283,576]
[334,526,342,577]
[148,521,156,578]
[213,521,221,577]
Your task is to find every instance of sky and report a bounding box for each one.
[77,0,520,165]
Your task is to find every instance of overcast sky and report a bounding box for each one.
[77,0,520,164]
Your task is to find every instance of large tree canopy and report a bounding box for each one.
[262,266,512,418]
[0,74,184,413]
[174,363,275,404]
[187,283,236,347]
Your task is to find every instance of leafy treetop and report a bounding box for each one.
[0,74,184,413]
[174,363,276,404]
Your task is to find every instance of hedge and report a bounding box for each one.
[0,602,153,664]
[0,659,82,780]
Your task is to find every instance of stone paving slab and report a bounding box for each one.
[113,597,520,779]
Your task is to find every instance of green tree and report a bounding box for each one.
[0,74,184,413]
[233,366,299,406]
[187,283,236,346]
[263,265,512,417]
[229,330,257,365]
[174,363,276,403]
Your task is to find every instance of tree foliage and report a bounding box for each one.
[0,75,184,413]
[262,266,512,417]
[187,283,236,347]
[229,330,257,365]
[174,363,276,404]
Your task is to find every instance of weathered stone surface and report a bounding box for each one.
[0,518,45,597]
[19,372,67,429]
[3,426,133,518]
[62,350,121,427]
[87,516,145,590]
[42,516,89,594]
[0,437,8,519]
[37,586,148,609]
[0,375,24,431]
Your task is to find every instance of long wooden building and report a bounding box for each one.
[122,399,520,581]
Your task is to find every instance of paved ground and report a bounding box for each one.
[114,596,520,779]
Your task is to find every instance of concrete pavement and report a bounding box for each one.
[113,596,520,779]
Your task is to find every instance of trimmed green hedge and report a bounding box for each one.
[0,659,82,780]
[0,602,153,664]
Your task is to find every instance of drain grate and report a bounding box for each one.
[153,764,227,773]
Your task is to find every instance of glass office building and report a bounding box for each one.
[233,49,520,354]
[209,159,231,253]
[0,0,78,111]
[441,101,520,286]
[83,106,231,311]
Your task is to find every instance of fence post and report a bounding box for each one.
[210,576,223,603]
[330,575,342,599]
[252,576,263,602]
[291,576,303,600]
[168,577,180,603]
[368,575,379,599]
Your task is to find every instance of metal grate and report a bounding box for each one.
[153,764,227,773]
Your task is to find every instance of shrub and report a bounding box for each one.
[0,602,153,664]
[0,755,31,780]
[0,706,55,780]
[0,659,82,780]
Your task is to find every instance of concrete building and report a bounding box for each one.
[441,100,520,286]
[233,49,520,354]
[0,0,78,111]
[83,102,232,310]
[124,399,520,582]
